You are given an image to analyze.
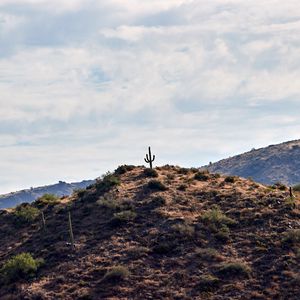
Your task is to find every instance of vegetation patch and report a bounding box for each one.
[95,173,120,194]
[0,253,44,283]
[115,165,135,175]
[282,229,300,246]
[195,248,223,262]
[196,275,220,292]
[147,180,168,191]
[13,204,40,225]
[216,262,251,279]
[172,223,195,238]
[102,266,129,283]
[143,168,158,178]
[35,194,60,207]
[111,210,137,226]
[224,176,236,183]
[194,172,209,181]
[201,208,237,227]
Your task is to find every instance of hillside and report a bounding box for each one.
[0,180,95,210]
[206,139,300,185]
[0,165,299,299]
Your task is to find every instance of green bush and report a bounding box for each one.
[172,223,195,238]
[194,172,209,181]
[102,266,129,283]
[224,176,235,183]
[35,194,60,207]
[0,253,44,283]
[115,165,135,175]
[147,180,168,191]
[143,168,158,178]
[13,204,40,225]
[95,173,120,193]
[111,210,136,226]
[97,196,120,210]
[195,248,222,262]
[282,229,300,245]
[201,208,237,227]
[197,275,220,292]
[216,262,251,278]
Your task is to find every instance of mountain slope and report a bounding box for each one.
[0,166,299,299]
[207,139,300,185]
[0,180,95,209]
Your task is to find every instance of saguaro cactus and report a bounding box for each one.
[289,186,293,198]
[144,146,155,169]
[41,211,46,231]
[68,211,75,251]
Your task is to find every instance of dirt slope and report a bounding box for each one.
[0,166,299,299]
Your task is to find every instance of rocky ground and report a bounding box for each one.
[0,165,299,299]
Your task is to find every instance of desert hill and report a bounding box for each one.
[206,139,300,186]
[0,180,95,210]
[0,165,299,299]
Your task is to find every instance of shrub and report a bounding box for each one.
[195,248,223,262]
[149,196,166,207]
[147,180,168,191]
[216,262,251,278]
[95,173,120,194]
[0,253,44,283]
[115,165,135,175]
[197,275,220,292]
[13,204,40,225]
[194,172,209,181]
[224,176,235,183]
[172,223,195,238]
[97,196,120,210]
[152,241,175,255]
[201,208,237,227]
[143,168,158,178]
[111,210,136,226]
[273,182,287,191]
[35,194,60,207]
[177,184,187,191]
[178,168,189,175]
[282,229,300,245]
[102,266,129,283]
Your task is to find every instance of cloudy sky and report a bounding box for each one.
[1,0,300,193]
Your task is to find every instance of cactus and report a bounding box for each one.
[289,186,293,198]
[41,211,46,231]
[68,211,75,251]
[144,146,155,169]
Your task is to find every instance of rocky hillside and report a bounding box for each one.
[206,139,300,185]
[0,180,95,210]
[0,165,299,299]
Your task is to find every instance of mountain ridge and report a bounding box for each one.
[206,139,300,185]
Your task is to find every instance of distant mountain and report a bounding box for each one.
[206,139,300,185]
[0,180,95,209]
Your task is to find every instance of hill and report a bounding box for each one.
[0,180,95,210]
[206,139,300,185]
[0,165,299,299]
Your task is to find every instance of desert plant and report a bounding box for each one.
[68,211,75,251]
[201,208,237,227]
[194,172,209,181]
[197,275,220,292]
[177,184,187,191]
[216,262,251,278]
[172,223,195,238]
[115,165,135,175]
[35,194,60,207]
[97,196,120,210]
[111,210,137,226]
[144,146,155,169]
[293,183,300,192]
[195,248,223,262]
[102,266,129,282]
[13,204,40,225]
[224,176,235,183]
[147,180,168,191]
[0,253,44,283]
[282,229,300,245]
[95,173,120,194]
[143,168,158,178]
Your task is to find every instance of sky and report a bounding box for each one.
[1,0,300,193]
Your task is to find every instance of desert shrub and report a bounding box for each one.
[194,172,209,181]
[213,173,221,179]
[147,180,168,191]
[97,196,120,210]
[149,196,166,207]
[172,223,195,238]
[13,204,39,225]
[115,165,135,175]
[216,262,251,278]
[178,167,189,175]
[195,248,222,262]
[282,229,300,245]
[143,168,158,178]
[197,275,220,292]
[177,184,187,191]
[214,225,230,242]
[111,210,136,226]
[75,189,86,198]
[201,208,237,227]
[128,246,149,259]
[152,241,175,255]
[35,194,60,207]
[293,183,300,192]
[102,266,129,283]
[224,176,235,183]
[273,182,287,191]
[95,173,120,194]
[0,253,44,283]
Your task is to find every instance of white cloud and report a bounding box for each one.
[1,0,300,193]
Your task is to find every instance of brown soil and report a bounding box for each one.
[0,166,299,299]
